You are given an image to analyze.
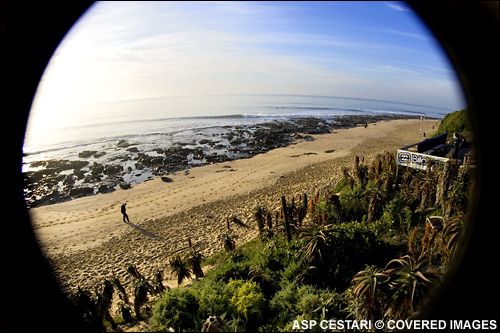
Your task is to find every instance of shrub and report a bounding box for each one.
[381,193,412,233]
[149,288,199,332]
[295,284,322,315]
[146,147,472,331]
[339,185,368,222]
[434,108,472,137]
[195,278,226,321]
[269,282,300,328]
[280,258,308,285]
[271,283,346,330]
[226,280,265,321]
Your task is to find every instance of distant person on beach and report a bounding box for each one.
[121,203,130,222]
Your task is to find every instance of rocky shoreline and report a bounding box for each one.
[23,114,424,208]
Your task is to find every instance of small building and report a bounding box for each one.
[396,132,474,170]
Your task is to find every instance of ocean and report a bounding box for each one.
[23,94,447,159]
[22,94,449,207]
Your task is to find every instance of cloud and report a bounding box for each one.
[30,1,464,113]
[378,28,428,40]
[384,2,411,12]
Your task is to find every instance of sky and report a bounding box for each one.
[30,1,467,116]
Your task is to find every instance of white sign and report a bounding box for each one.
[396,149,449,170]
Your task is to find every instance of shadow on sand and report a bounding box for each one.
[124,220,164,240]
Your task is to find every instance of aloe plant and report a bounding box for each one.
[170,254,192,286]
[444,166,471,218]
[327,192,343,224]
[220,233,236,251]
[95,278,116,329]
[187,250,205,279]
[154,268,167,294]
[442,214,464,263]
[342,167,355,190]
[354,156,368,186]
[349,265,386,321]
[127,263,144,280]
[363,185,384,223]
[383,255,440,320]
[117,302,133,323]
[435,160,459,209]
[415,160,440,213]
[299,223,331,265]
[73,286,97,324]
[110,273,129,304]
[134,278,154,319]
[254,206,266,234]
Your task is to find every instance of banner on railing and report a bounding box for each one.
[396,149,449,170]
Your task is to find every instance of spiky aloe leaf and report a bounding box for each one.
[351,265,386,302]
[442,214,463,256]
[298,224,332,264]
[383,255,440,319]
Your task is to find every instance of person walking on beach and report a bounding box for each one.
[121,203,130,223]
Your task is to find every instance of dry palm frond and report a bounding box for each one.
[266,212,273,229]
[435,160,457,209]
[408,228,418,260]
[418,219,439,261]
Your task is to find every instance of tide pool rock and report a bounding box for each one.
[119,183,132,190]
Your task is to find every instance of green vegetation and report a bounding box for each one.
[69,118,475,331]
[434,108,473,141]
[145,150,474,332]
[72,265,159,330]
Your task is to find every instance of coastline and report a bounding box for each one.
[29,118,440,297]
[23,114,428,208]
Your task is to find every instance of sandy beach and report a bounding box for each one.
[29,118,439,296]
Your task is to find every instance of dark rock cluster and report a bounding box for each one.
[23,114,422,208]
